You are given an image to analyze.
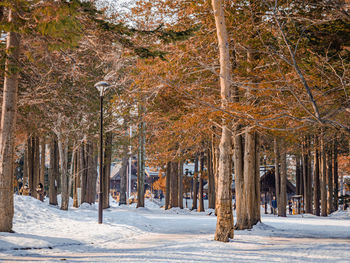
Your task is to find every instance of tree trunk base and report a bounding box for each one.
[214,199,233,242]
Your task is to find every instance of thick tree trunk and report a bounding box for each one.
[169,162,179,208]
[234,131,248,230]
[178,161,183,209]
[103,132,113,209]
[198,153,205,212]
[49,137,58,206]
[320,134,327,216]
[0,12,20,231]
[313,136,320,216]
[212,0,234,242]
[274,138,281,213]
[57,136,69,210]
[165,162,171,209]
[327,148,333,214]
[192,156,198,210]
[208,147,215,209]
[279,142,287,217]
[333,140,339,211]
[245,131,258,225]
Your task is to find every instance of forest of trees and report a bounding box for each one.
[0,0,349,243]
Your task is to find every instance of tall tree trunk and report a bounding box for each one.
[245,131,257,226]
[302,138,309,213]
[103,132,113,209]
[320,134,327,216]
[253,133,261,223]
[192,156,198,210]
[49,137,58,206]
[34,137,40,197]
[327,147,333,214]
[198,153,205,212]
[333,139,339,211]
[212,0,234,242]
[165,162,171,209]
[208,147,215,209]
[274,137,281,213]
[79,142,87,204]
[306,137,313,213]
[119,144,128,205]
[40,137,46,187]
[295,155,301,195]
[170,161,179,208]
[137,119,145,208]
[73,150,79,208]
[178,161,183,209]
[23,142,28,187]
[279,142,287,217]
[0,9,21,231]
[57,135,69,210]
[234,131,248,229]
[313,136,320,216]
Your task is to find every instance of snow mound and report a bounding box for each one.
[329,209,350,219]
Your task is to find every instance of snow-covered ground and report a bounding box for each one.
[1,195,350,262]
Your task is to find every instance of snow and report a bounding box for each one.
[1,195,350,262]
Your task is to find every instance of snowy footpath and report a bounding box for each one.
[1,195,350,262]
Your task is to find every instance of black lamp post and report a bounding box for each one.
[95,81,110,224]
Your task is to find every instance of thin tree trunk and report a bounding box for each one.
[245,131,256,226]
[313,136,320,216]
[119,144,128,205]
[137,120,145,208]
[165,162,171,209]
[170,162,178,208]
[306,137,313,213]
[320,134,327,216]
[192,156,198,210]
[198,153,205,212]
[79,142,87,204]
[274,137,281,214]
[0,9,21,231]
[178,161,184,209]
[103,132,113,209]
[212,0,234,242]
[327,147,333,214]
[295,156,301,195]
[254,133,261,223]
[73,150,79,208]
[279,142,287,217]
[23,142,28,187]
[40,137,46,187]
[208,147,215,209]
[57,136,69,210]
[333,139,339,211]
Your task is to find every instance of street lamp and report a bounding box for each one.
[95,81,110,224]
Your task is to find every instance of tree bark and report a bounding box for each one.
[57,135,70,210]
[234,131,248,230]
[0,10,21,231]
[192,156,198,210]
[254,133,261,223]
[313,136,320,216]
[165,162,171,209]
[40,137,46,187]
[103,132,112,209]
[79,142,87,204]
[198,153,205,212]
[119,144,128,205]
[212,0,234,242]
[279,142,287,217]
[333,139,339,211]
[137,120,145,208]
[208,147,215,209]
[169,162,179,208]
[178,161,184,209]
[295,155,301,195]
[320,134,328,216]
[327,147,333,214]
[73,150,79,208]
[274,137,281,213]
[49,137,58,206]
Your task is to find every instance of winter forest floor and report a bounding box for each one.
[0,196,350,262]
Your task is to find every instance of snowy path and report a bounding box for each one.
[0,196,350,262]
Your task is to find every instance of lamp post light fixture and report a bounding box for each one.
[95,81,110,224]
